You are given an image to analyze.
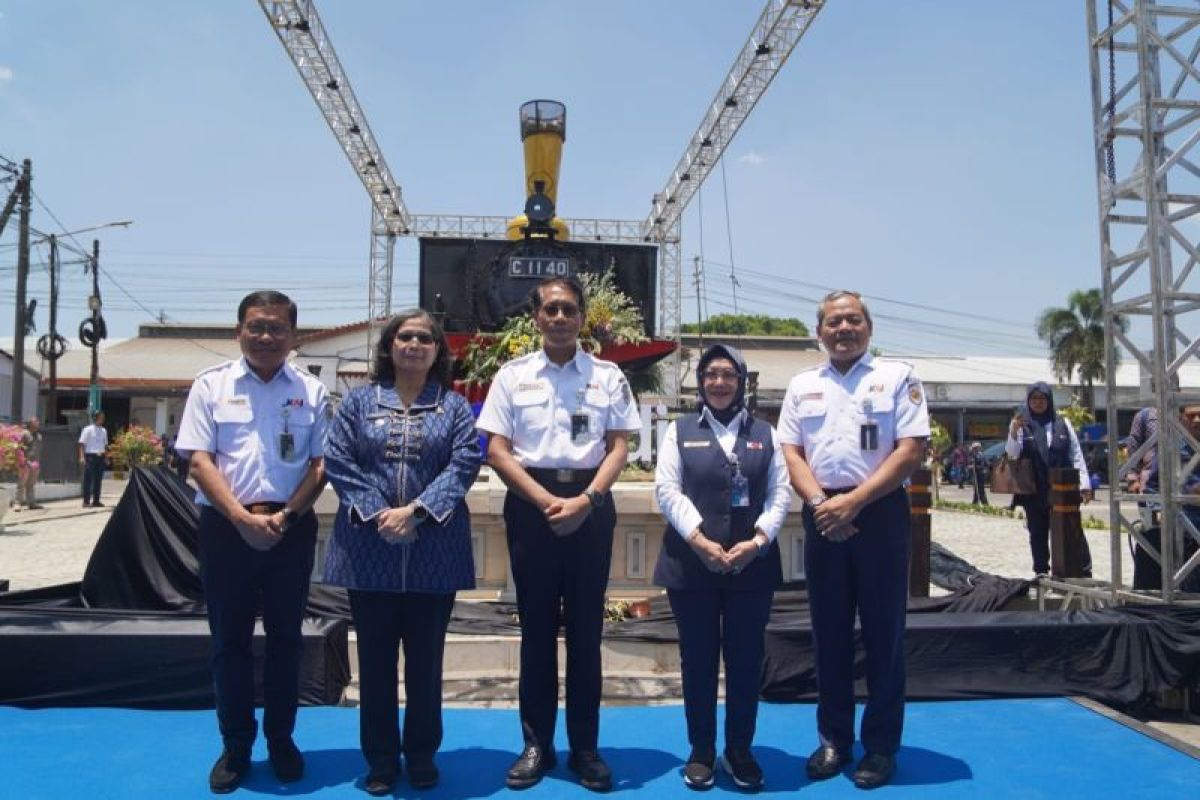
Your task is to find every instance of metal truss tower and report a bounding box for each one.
[1088,0,1200,602]
[643,0,827,400]
[260,0,826,397]
[259,0,410,359]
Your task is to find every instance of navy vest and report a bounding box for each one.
[1018,417,1072,502]
[653,413,783,591]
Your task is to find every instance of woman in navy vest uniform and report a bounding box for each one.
[653,344,791,791]
[1004,381,1092,576]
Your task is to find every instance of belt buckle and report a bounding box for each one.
[555,468,574,483]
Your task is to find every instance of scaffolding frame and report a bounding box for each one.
[1088,0,1200,604]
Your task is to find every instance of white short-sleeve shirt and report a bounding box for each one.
[175,357,330,506]
[476,346,641,469]
[777,352,930,488]
[78,423,109,455]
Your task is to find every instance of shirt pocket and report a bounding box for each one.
[283,406,316,461]
[795,401,827,441]
[212,404,254,454]
[582,388,611,438]
[513,389,552,432]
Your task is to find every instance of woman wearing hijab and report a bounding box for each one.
[653,344,791,791]
[323,310,481,795]
[1004,381,1092,576]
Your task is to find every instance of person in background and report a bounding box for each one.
[968,442,988,506]
[653,343,790,791]
[1005,381,1092,577]
[16,416,43,510]
[78,410,108,508]
[323,310,481,796]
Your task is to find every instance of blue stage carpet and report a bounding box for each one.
[2,699,1196,798]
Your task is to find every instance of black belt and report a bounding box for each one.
[244,501,286,515]
[822,487,857,495]
[527,467,598,484]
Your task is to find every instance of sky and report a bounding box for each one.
[0,1,1107,360]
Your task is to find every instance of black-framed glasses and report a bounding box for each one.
[702,369,740,382]
[395,331,436,345]
[541,302,580,318]
[244,322,290,337]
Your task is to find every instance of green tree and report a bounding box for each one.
[1036,288,1126,411]
[682,314,809,337]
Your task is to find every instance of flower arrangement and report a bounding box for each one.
[108,424,162,472]
[461,268,649,384]
[0,423,36,478]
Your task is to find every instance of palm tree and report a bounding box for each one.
[1036,288,1127,410]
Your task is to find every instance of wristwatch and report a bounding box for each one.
[281,507,300,529]
[807,493,828,509]
[585,488,607,508]
[412,503,430,522]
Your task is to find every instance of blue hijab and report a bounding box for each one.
[1023,381,1057,427]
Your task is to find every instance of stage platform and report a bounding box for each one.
[2,699,1196,798]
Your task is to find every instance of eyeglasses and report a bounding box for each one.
[540,302,580,318]
[395,331,436,345]
[243,322,290,337]
[702,369,740,382]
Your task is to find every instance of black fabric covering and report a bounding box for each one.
[0,467,350,708]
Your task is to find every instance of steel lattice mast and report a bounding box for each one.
[259,0,825,397]
[259,0,410,359]
[642,0,827,399]
[1088,0,1200,602]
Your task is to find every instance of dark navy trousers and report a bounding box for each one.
[198,506,316,754]
[803,488,909,757]
[505,483,615,753]
[81,453,105,504]
[349,589,455,778]
[667,587,773,753]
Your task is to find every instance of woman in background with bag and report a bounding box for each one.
[1004,381,1092,577]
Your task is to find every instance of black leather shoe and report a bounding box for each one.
[721,748,763,792]
[209,749,250,794]
[406,756,439,789]
[268,738,304,783]
[506,746,556,789]
[682,747,716,790]
[806,745,852,781]
[365,774,396,796]
[568,749,612,792]
[852,753,895,790]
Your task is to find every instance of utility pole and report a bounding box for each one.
[10,159,31,422]
[45,236,59,423]
[88,239,102,415]
[692,255,705,349]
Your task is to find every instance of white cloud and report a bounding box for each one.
[0,66,13,82]
[737,150,766,166]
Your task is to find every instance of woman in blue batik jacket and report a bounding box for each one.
[324,309,481,796]
[653,343,791,792]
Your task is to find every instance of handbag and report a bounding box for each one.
[991,455,1036,495]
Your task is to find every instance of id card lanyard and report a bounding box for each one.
[728,451,750,508]
[570,387,591,445]
[279,407,296,461]
[860,397,879,452]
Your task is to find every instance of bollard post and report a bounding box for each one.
[1049,467,1088,578]
[907,468,932,597]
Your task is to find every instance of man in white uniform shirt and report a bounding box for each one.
[477,276,641,792]
[175,291,329,794]
[77,410,109,507]
[777,291,929,790]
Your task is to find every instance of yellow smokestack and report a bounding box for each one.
[507,100,570,241]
